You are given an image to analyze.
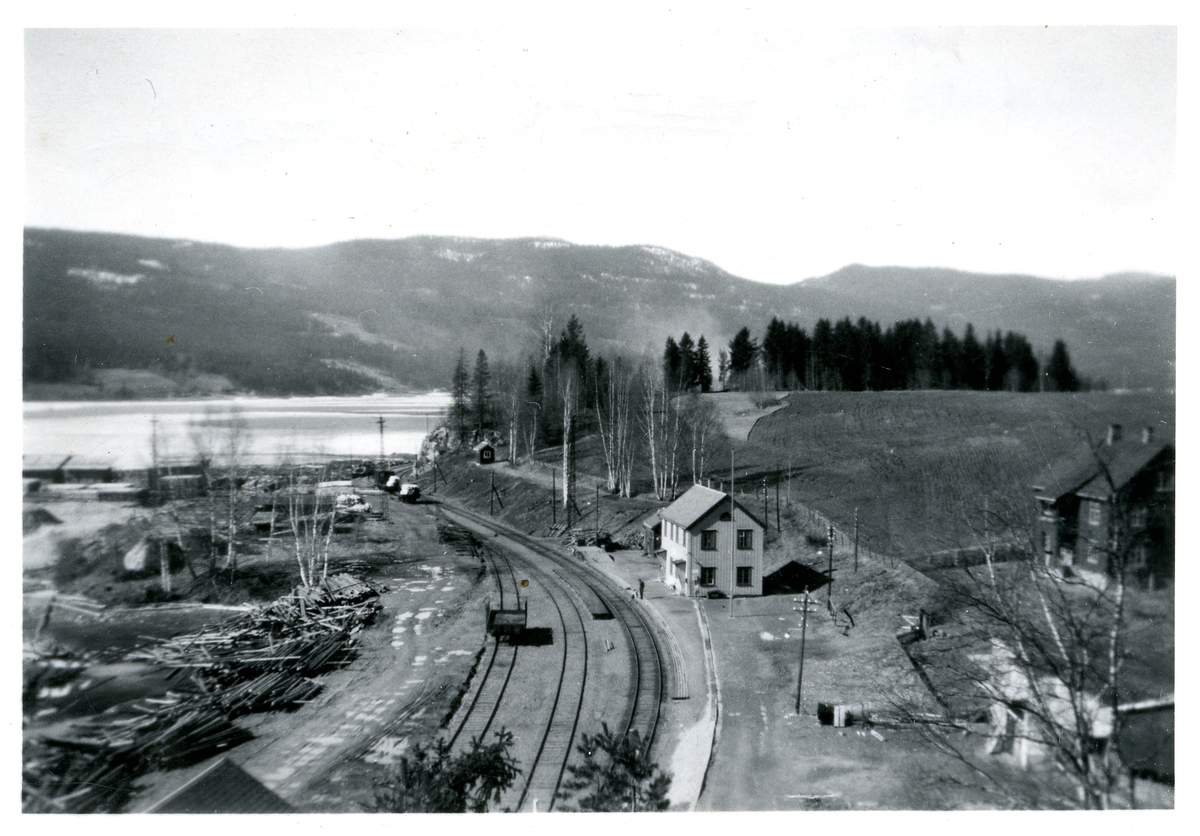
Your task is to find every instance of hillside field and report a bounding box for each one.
[729,390,1174,562]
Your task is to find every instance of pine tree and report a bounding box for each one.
[372,729,521,813]
[677,332,696,390]
[728,327,757,387]
[471,349,491,433]
[558,723,671,811]
[1046,339,1080,392]
[960,324,987,390]
[451,348,470,444]
[663,336,682,391]
[695,336,714,392]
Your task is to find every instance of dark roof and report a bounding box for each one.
[1033,436,1173,502]
[146,757,293,814]
[660,484,764,530]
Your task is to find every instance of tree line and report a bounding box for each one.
[443,310,1085,505]
[722,316,1083,393]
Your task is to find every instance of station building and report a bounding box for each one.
[657,484,765,598]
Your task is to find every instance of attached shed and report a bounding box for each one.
[473,440,496,465]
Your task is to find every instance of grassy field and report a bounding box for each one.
[729,390,1174,561]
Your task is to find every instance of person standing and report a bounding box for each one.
[638,579,645,599]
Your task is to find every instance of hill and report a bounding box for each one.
[735,389,1175,562]
[23,228,1175,397]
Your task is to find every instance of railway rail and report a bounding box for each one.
[436,502,666,810]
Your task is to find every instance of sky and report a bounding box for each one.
[21,11,1179,283]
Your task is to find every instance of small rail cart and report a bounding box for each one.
[485,598,527,641]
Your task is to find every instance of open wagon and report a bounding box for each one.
[485,598,527,641]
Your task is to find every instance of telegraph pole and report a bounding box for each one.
[595,483,601,545]
[827,524,835,609]
[854,508,859,573]
[796,587,809,714]
[376,416,388,520]
[729,449,735,619]
[763,478,768,533]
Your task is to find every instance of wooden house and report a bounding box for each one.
[658,484,765,598]
[473,440,496,465]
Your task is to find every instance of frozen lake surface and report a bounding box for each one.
[23,392,451,469]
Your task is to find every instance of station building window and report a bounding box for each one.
[700,567,716,586]
[701,530,717,550]
[736,566,753,586]
[737,529,754,550]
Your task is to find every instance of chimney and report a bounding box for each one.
[1106,424,1123,446]
[1142,426,1154,445]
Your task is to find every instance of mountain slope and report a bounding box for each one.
[22,228,1175,396]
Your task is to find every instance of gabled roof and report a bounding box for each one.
[1033,436,1173,502]
[472,440,494,451]
[22,454,72,471]
[660,484,728,528]
[146,757,292,814]
[660,484,765,530]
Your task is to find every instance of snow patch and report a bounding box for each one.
[67,267,143,285]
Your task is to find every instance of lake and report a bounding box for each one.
[23,392,452,470]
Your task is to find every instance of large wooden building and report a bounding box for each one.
[1032,424,1174,589]
[657,484,765,598]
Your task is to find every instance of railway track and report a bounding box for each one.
[435,502,665,810]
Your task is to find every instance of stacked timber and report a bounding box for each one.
[23,575,380,813]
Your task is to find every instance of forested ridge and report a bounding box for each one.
[23,228,1173,398]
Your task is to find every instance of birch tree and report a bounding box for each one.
[640,367,682,501]
[595,356,637,497]
[897,440,1154,808]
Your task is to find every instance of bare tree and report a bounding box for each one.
[897,440,1152,808]
[640,366,682,501]
[595,356,637,497]
[285,462,337,589]
[682,392,724,486]
[561,370,576,510]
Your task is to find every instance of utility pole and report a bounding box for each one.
[796,587,809,714]
[729,449,735,619]
[490,470,495,516]
[552,468,557,526]
[376,416,388,520]
[595,483,600,545]
[775,476,781,531]
[854,508,859,573]
[763,478,768,533]
[827,524,835,609]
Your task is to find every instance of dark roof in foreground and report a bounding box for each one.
[145,757,293,814]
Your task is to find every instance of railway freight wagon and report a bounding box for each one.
[486,599,527,641]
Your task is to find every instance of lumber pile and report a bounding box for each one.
[23,693,252,813]
[23,575,381,813]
